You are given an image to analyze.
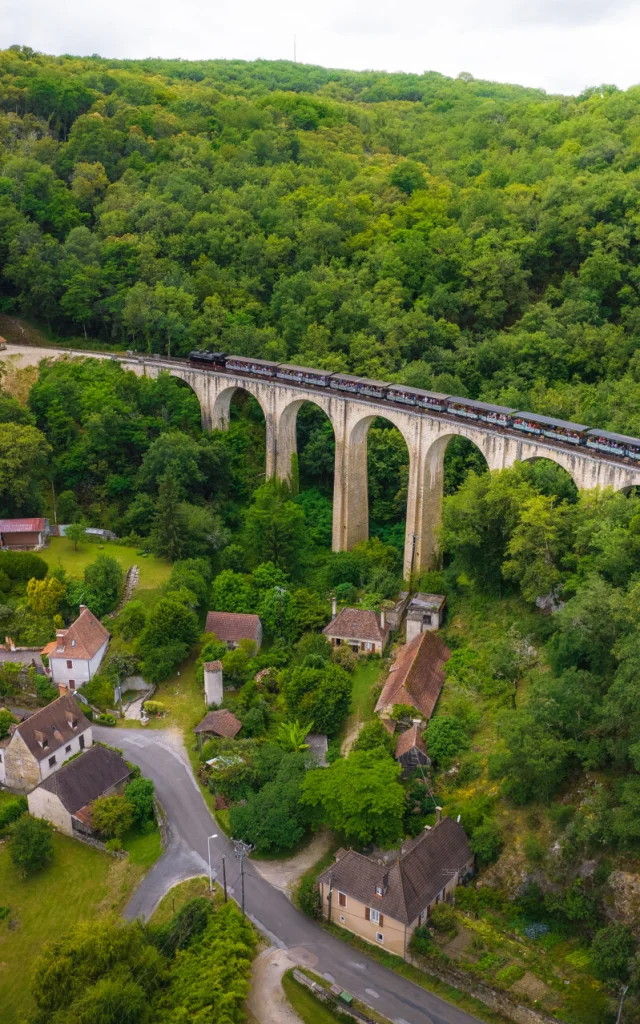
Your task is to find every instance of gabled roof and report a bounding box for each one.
[48,606,110,662]
[375,631,450,720]
[323,608,390,645]
[36,743,130,814]
[318,817,472,925]
[194,709,242,738]
[205,612,261,644]
[395,723,428,760]
[13,693,90,762]
[0,518,47,533]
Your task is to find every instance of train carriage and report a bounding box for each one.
[226,356,278,377]
[512,412,589,445]
[330,374,365,394]
[585,428,640,460]
[387,385,450,412]
[357,378,391,399]
[275,364,333,387]
[446,398,515,426]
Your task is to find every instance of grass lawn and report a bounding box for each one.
[121,825,163,868]
[148,875,215,926]
[145,649,205,735]
[282,971,355,1024]
[349,657,384,722]
[41,536,171,589]
[0,833,145,1024]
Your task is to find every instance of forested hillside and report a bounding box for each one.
[3,48,640,432]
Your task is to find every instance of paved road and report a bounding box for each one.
[96,726,481,1024]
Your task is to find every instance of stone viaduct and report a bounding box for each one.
[113,354,640,578]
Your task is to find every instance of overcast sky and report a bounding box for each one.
[3,0,640,96]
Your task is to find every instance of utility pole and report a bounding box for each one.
[222,856,227,903]
[51,481,57,527]
[232,839,253,917]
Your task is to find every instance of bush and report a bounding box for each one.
[470,819,504,865]
[426,716,470,765]
[523,833,546,863]
[429,902,457,934]
[10,815,54,876]
[0,706,15,738]
[0,796,27,835]
[143,700,165,716]
[82,673,114,708]
[411,924,436,955]
[96,713,117,726]
[105,838,123,852]
[35,675,59,704]
[91,795,134,839]
[496,964,525,987]
[590,923,636,982]
[241,705,266,737]
[125,777,155,828]
[0,550,48,581]
[296,875,322,919]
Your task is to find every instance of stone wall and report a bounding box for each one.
[4,731,40,790]
[407,953,562,1024]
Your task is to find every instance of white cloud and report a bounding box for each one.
[2,0,640,95]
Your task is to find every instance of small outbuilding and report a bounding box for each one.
[194,708,242,749]
[405,594,447,642]
[0,518,50,551]
[204,661,223,706]
[323,608,390,655]
[205,612,262,651]
[28,743,131,837]
[395,723,430,774]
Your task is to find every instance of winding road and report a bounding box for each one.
[94,725,482,1024]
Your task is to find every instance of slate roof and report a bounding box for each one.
[318,817,472,925]
[375,631,450,720]
[48,606,110,662]
[0,518,47,533]
[323,608,390,645]
[395,723,428,760]
[194,709,242,738]
[37,743,130,814]
[205,612,261,644]
[13,693,91,762]
[407,593,446,614]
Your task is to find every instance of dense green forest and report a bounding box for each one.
[3,47,640,435]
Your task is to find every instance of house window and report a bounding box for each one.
[338,892,347,908]
[65,745,71,753]
[48,756,57,768]
[66,660,73,669]
[423,613,432,626]
[71,639,76,648]
[79,735,85,750]
[376,933,384,943]
[364,642,373,651]
[369,908,380,925]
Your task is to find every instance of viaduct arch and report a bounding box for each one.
[78,352,640,578]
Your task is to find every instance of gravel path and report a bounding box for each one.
[247,949,304,1024]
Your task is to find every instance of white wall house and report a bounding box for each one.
[28,744,130,836]
[3,693,93,791]
[43,605,110,691]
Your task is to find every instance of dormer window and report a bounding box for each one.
[375,886,383,896]
[71,639,76,648]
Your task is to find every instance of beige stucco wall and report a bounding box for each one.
[327,635,383,655]
[4,731,41,790]
[28,787,73,835]
[320,883,409,957]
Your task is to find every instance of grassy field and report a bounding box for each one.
[0,833,145,1024]
[40,536,171,589]
[121,825,163,868]
[349,657,384,723]
[148,875,215,926]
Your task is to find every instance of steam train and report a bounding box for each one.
[188,351,640,461]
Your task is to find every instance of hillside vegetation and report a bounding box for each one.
[2,50,640,433]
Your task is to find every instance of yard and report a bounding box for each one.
[340,655,386,753]
[40,536,172,589]
[0,833,146,1023]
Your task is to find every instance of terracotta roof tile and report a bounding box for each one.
[395,723,428,760]
[49,606,110,662]
[14,693,91,762]
[323,608,390,645]
[319,818,471,925]
[205,612,261,644]
[0,518,47,533]
[375,632,450,720]
[194,709,242,738]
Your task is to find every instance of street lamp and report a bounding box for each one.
[207,834,218,891]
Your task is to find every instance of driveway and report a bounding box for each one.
[95,725,481,1024]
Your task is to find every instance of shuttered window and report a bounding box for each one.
[338,892,347,907]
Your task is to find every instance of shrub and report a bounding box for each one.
[496,964,525,987]
[96,713,117,726]
[91,795,134,839]
[296,875,321,919]
[429,903,457,934]
[470,819,504,865]
[426,716,470,765]
[82,673,114,708]
[523,833,546,863]
[143,701,165,716]
[411,924,437,955]
[35,675,59,704]
[105,838,123,852]
[590,924,636,982]
[0,706,15,738]
[0,550,47,581]
[0,796,27,835]
[10,815,54,876]
[125,777,155,828]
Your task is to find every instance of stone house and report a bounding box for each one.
[323,608,390,655]
[405,594,447,642]
[0,518,50,551]
[205,612,262,651]
[375,630,450,725]
[42,605,110,691]
[3,692,92,791]
[27,743,130,837]
[318,816,473,958]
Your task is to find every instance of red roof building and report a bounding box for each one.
[323,608,390,655]
[205,612,262,650]
[194,709,242,743]
[375,631,450,722]
[0,518,50,551]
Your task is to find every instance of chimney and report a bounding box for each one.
[79,604,87,613]
[435,806,442,824]
[204,661,223,707]
[331,593,337,618]
[380,608,386,629]
[58,683,69,698]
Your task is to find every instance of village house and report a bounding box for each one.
[0,518,50,551]
[42,605,110,691]
[205,612,262,651]
[394,723,430,774]
[318,815,473,958]
[375,630,450,725]
[323,607,390,655]
[27,743,130,837]
[3,692,92,791]
[405,593,447,642]
[194,708,242,750]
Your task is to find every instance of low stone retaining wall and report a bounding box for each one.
[407,954,562,1024]
[291,970,377,1024]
